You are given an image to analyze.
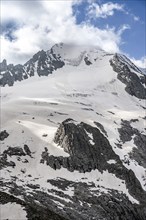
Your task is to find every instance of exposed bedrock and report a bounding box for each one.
[0,130,9,141]
[0,49,65,86]
[110,54,146,99]
[40,118,146,205]
[118,119,146,168]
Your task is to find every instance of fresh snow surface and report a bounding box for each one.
[1,45,145,205]
[107,160,117,164]
[0,202,27,220]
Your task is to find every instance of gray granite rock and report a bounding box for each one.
[0,130,9,141]
[118,119,146,168]
[3,146,26,157]
[40,119,146,205]
[0,46,65,87]
[110,54,146,99]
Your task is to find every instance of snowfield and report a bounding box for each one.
[0,202,27,220]
[0,44,146,219]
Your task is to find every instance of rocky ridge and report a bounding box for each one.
[0,47,65,86]
[1,44,145,103]
[110,53,146,99]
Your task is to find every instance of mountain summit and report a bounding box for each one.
[0,43,146,220]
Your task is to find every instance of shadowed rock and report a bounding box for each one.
[0,130,9,141]
[110,54,146,99]
[0,47,65,87]
[118,119,146,168]
[40,119,146,206]
[3,147,26,157]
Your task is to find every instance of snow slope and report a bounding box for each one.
[0,202,27,220]
[0,44,146,219]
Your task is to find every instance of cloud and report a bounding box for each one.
[88,2,140,23]
[133,16,140,21]
[124,9,140,22]
[131,57,146,69]
[117,24,130,36]
[88,2,124,19]
[1,0,129,64]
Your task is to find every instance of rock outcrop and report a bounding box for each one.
[40,119,146,206]
[40,119,120,173]
[118,119,146,168]
[53,119,119,172]
[0,48,65,86]
[0,130,9,141]
[110,54,146,99]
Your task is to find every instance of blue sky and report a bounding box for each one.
[73,0,145,59]
[0,0,145,67]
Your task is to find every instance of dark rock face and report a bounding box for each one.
[53,119,119,173]
[46,177,144,220]
[0,154,16,169]
[0,146,27,168]
[24,144,32,157]
[40,119,146,205]
[0,191,67,220]
[0,71,15,86]
[132,133,146,168]
[140,75,146,85]
[0,130,9,141]
[3,146,26,157]
[0,146,28,169]
[118,119,146,168]
[0,60,26,86]
[0,59,7,71]
[94,121,108,137]
[84,57,92,65]
[1,174,146,220]
[25,49,65,78]
[110,54,146,99]
[0,47,65,87]
[118,120,136,143]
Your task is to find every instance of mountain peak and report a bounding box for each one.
[0,59,7,72]
[0,43,145,100]
[1,43,146,219]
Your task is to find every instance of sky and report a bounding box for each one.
[0,0,146,68]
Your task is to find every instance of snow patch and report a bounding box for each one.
[107,159,117,164]
[0,202,27,220]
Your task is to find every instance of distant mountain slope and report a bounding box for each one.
[0,43,145,96]
[140,68,146,75]
[0,43,146,220]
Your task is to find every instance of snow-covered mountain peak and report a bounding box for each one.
[0,43,146,219]
[1,43,145,88]
[48,43,110,66]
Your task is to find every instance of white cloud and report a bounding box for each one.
[1,0,129,64]
[88,2,124,19]
[133,16,140,21]
[124,10,140,22]
[117,24,130,36]
[131,57,146,69]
